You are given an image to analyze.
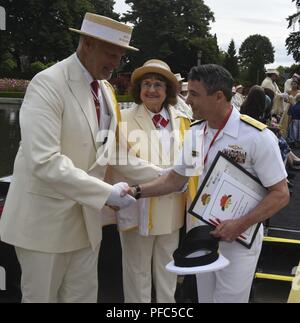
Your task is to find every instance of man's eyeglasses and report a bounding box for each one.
[141,81,166,90]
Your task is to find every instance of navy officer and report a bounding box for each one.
[127,64,290,303]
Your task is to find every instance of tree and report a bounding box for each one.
[286,1,300,62]
[122,0,218,76]
[90,0,119,19]
[223,40,239,78]
[0,0,118,78]
[239,34,274,84]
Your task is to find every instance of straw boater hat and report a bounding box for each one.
[131,59,178,88]
[69,12,139,51]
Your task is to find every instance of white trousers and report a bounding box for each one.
[196,231,263,303]
[15,245,100,303]
[120,229,179,303]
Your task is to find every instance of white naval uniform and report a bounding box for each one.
[174,107,287,303]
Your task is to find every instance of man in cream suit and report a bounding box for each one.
[0,13,160,303]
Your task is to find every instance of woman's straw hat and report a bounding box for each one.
[131,59,178,87]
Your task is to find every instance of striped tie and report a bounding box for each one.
[91,80,100,123]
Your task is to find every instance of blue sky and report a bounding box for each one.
[114,0,298,67]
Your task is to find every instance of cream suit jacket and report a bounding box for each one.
[115,104,189,235]
[0,54,160,253]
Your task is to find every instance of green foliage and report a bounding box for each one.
[286,1,300,62]
[122,0,217,75]
[0,58,17,75]
[287,0,300,28]
[30,61,47,76]
[223,40,239,78]
[239,34,274,84]
[90,0,119,19]
[0,0,118,78]
[0,92,25,98]
[117,94,133,102]
[286,32,300,62]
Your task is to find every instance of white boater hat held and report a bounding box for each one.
[69,12,139,51]
[166,226,229,274]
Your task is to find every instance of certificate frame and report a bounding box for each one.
[188,151,267,249]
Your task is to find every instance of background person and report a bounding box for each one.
[0,13,161,303]
[261,69,286,117]
[231,84,245,111]
[180,82,189,100]
[240,85,267,122]
[287,93,300,148]
[284,72,300,93]
[174,73,193,119]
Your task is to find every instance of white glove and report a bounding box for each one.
[106,182,136,209]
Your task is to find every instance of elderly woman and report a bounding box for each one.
[117,59,190,303]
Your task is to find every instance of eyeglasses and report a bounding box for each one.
[141,81,166,90]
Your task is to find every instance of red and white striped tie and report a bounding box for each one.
[91,80,100,123]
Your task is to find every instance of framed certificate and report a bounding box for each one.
[188,151,267,249]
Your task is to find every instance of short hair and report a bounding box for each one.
[188,64,234,101]
[130,73,177,106]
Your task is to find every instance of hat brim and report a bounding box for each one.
[131,65,178,88]
[165,254,230,275]
[69,28,139,51]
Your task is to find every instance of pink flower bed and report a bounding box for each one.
[0,78,30,92]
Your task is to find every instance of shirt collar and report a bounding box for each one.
[145,105,170,120]
[74,53,94,85]
[222,106,240,138]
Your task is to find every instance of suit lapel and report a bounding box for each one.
[66,54,98,149]
[94,81,118,162]
[168,107,182,162]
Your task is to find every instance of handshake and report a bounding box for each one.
[106,182,136,210]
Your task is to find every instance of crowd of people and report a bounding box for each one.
[0,12,291,303]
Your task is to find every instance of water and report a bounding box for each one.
[0,105,21,178]
[0,101,133,179]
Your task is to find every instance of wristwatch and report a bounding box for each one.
[132,184,141,200]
